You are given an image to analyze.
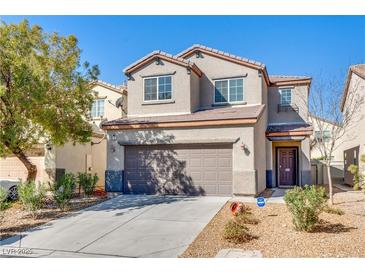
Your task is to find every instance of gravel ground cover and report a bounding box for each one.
[181,188,365,258]
[0,195,108,240]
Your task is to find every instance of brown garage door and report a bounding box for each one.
[124,144,232,196]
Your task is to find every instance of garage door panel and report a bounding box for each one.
[190,158,202,168]
[218,171,233,181]
[218,185,232,195]
[203,158,218,168]
[124,144,232,196]
[218,158,232,167]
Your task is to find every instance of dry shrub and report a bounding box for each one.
[323,206,345,216]
[223,204,258,243]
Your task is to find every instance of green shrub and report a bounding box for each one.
[51,173,76,211]
[347,164,362,191]
[0,186,8,211]
[284,185,326,232]
[18,181,46,217]
[0,186,7,224]
[78,172,98,196]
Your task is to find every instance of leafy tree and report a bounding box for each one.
[0,20,99,181]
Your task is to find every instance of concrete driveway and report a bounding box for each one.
[0,195,228,258]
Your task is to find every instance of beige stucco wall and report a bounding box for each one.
[107,124,264,195]
[190,72,200,112]
[0,156,52,183]
[54,136,106,187]
[185,53,264,109]
[254,114,267,194]
[309,116,344,162]
[341,73,365,170]
[268,85,309,124]
[91,85,124,126]
[126,60,193,117]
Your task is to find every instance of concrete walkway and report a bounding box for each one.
[0,195,229,258]
[231,188,287,204]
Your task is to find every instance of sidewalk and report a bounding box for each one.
[231,188,287,204]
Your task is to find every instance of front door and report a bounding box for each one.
[278,148,297,187]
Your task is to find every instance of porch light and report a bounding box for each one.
[111,134,117,141]
[240,142,247,150]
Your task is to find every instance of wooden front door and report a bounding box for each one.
[278,148,297,187]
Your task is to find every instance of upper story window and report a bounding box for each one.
[144,75,172,101]
[279,88,292,105]
[214,78,244,104]
[91,99,105,118]
[314,130,331,142]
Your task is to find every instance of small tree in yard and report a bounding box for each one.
[310,76,364,205]
[0,20,99,181]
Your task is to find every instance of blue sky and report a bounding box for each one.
[1,16,364,88]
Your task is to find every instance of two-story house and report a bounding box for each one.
[0,80,127,188]
[340,64,365,186]
[102,45,312,196]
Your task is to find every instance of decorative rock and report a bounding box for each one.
[215,249,263,258]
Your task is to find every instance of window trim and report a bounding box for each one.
[91,98,105,119]
[279,88,293,105]
[143,75,173,102]
[213,77,245,105]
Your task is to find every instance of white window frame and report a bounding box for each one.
[143,75,173,102]
[91,98,105,118]
[279,88,292,105]
[213,77,245,104]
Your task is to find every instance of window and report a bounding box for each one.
[314,130,331,142]
[279,88,292,105]
[91,99,105,118]
[144,76,172,101]
[215,78,244,103]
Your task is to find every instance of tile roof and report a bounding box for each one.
[123,50,202,76]
[269,75,312,83]
[266,123,313,133]
[102,105,265,127]
[92,80,126,94]
[176,44,266,69]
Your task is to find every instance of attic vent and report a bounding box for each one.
[195,51,202,58]
[155,57,161,65]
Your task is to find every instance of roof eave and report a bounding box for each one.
[124,53,202,78]
[90,80,125,95]
[177,46,270,86]
[102,118,258,130]
[340,67,365,112]
[265,130,313,137]
[269,79,312,87]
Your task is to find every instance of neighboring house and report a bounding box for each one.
[309,114,344,185]
[340,64,365,186]
[309,114,343,161]
[102,45,313,196]
[0,80,127,188]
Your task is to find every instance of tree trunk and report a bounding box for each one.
[14,150,37,182]
[326,163,333,205]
